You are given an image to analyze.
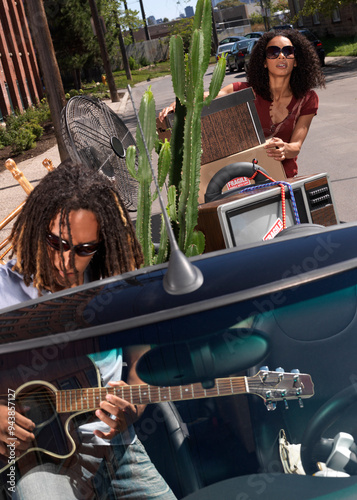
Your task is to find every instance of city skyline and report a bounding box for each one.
[127,0,194,22]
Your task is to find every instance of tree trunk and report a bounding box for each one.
[88,0,119,102]
[24,0,70,163]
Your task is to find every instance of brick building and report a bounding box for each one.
[287,0,357,37]
[0,0,43,121]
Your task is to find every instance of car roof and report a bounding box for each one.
[218,35,246,44]
[217,42,235,52]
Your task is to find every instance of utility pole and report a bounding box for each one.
[138,0,150,41]
[114,11,132,81]
[24,0,69,162]
[211,4,218,54]
[123,0,135,42]
[88,0,119,102]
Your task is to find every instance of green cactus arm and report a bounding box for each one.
[190,30,204,90]
[167,184,178,222]
[126,145,139,181]
[192,0,204,31]
[132,88,158,267]
[204,56,227,106]
[185,230,206,257]
[153,215,169,265]
[135,178,153,267]
[137,89,157,171]
[158,139,171,188]
[153,138,170,202]
[200,0,214,70]
[170,36,185,104]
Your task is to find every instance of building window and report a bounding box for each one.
[312,13,320,25]
[332,7,341,22]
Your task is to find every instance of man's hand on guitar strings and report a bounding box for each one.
[93,381,139,440]
[0,405,35,457]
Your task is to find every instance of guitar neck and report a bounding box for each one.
[56,377,248,413]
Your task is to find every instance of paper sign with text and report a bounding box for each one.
[263,218,284,241]
[226,177,251,190]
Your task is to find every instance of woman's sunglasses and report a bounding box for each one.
[46,231,101,257]
[266,45,295,59]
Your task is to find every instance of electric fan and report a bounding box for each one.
[62,96,139,212]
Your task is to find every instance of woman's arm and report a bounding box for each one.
[264,113,315,162]
[158,83,235,122]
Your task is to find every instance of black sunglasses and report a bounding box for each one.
[46,231,101,257]
[266,45,295,59]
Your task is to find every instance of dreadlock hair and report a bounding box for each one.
[247,29,325,101]
[10,160,144,294]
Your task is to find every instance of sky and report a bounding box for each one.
[126,0,194,22]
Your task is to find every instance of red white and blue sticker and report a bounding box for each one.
[226,177,251,190]
[263,218,284,240]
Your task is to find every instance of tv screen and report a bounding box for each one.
[218,193,298,248]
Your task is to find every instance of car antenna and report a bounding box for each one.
[127,85,204,295]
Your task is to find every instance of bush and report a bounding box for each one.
[139,55,150,67]
[10,126,36,153]
[2,100,50,153]
[129,56,138,70]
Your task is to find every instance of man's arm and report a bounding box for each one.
[93,345,150,440]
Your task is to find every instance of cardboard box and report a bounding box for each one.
[198,142,286,204]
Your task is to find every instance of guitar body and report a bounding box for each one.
[0,356,101,476]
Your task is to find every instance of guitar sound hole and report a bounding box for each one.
[17,384,56,431]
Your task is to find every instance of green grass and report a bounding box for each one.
[321,36,357,57]
[113,61,171,89]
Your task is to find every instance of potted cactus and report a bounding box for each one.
[126,0,226,266]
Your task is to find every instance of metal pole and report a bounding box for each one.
[138,0,150,41]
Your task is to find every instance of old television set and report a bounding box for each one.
[197,173,340,252]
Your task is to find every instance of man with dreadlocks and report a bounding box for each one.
[0,160,176,499]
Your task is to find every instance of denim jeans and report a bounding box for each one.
[12,439,177,500]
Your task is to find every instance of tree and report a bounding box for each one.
[44,0,101,89]
[169,18,194,52]
[25,0,70,162]
[298,0,356,17]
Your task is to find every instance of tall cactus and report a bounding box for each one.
[127,0,226,262]
[170,0,226,255]
[126,88,171,266]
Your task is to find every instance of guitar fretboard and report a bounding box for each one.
[56,377,247,413]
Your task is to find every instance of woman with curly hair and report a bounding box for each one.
[0,160,176,500]
[160,29,325,178]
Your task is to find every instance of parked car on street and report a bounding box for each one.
[244,31,264,39]
[215,42,235,63]
[243,38,259,72]
[299,28,326,66]
[226,39,250,72]
[218,35,246,45]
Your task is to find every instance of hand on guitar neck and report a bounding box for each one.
[0,404,35,459]
[94,380,140,439]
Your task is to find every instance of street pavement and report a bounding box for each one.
[1,56,356,252]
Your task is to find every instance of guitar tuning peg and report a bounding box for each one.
[275,367,284,381]
[291,369,300,383]
[260,366,269,381]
